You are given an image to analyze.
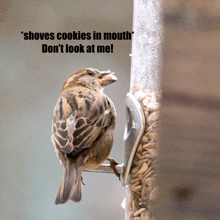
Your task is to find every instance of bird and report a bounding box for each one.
[51,68,119,205]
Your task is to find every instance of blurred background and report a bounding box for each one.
[0,1,133,219]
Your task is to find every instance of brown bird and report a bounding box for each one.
[51,68,119,205]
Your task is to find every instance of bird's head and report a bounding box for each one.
[62,68,117,92]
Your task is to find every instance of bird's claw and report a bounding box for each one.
[107,157,121,180]
[81,176,86,185]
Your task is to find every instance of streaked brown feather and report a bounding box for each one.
[52,87,114,156]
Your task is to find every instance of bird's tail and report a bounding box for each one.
[55,159,83,205]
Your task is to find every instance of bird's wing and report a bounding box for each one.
[51,89,113,154]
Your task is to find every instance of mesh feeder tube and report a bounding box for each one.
[124,88,161,220]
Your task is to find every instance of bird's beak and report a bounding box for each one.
[99,70,117,86]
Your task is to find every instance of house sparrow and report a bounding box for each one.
[51,68,118,205]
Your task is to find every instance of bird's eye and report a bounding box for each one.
[86,70,93,76]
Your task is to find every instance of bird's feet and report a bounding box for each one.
[81,176,86,185]
[107,157,121,180]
